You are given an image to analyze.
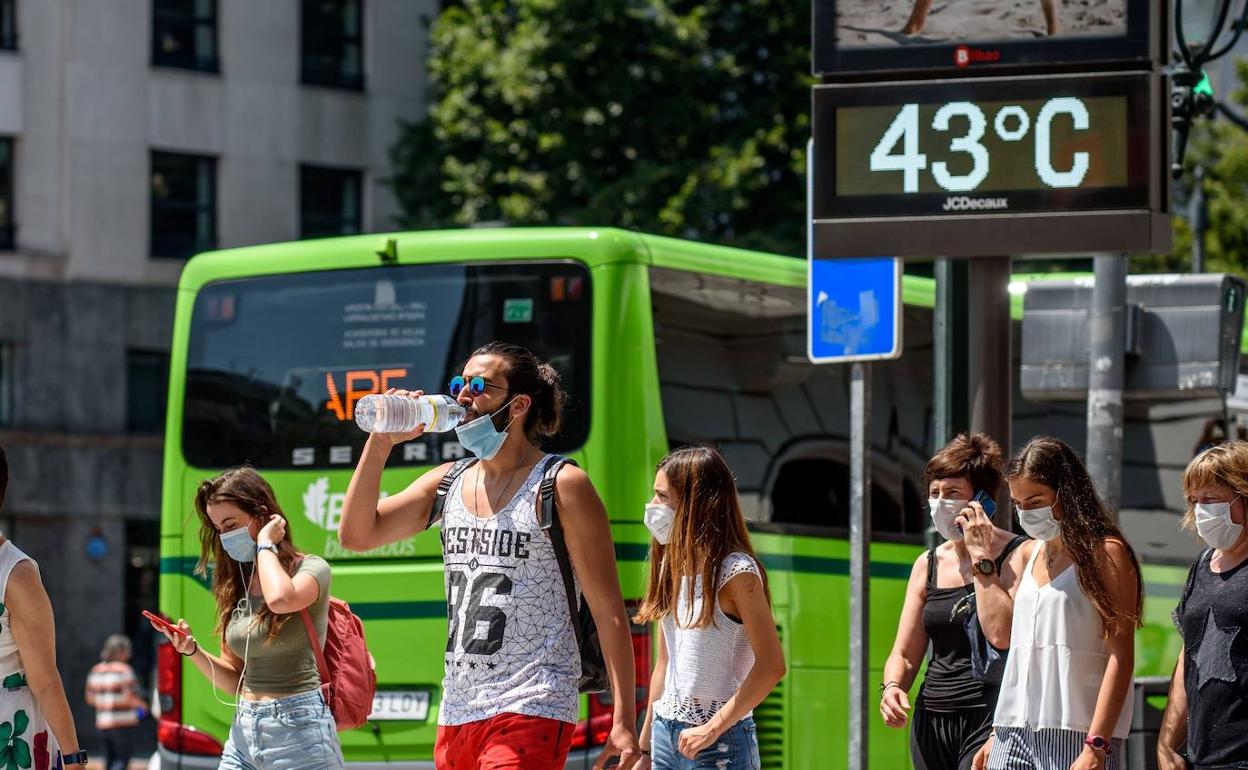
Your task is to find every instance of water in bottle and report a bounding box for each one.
[354,394,466,434]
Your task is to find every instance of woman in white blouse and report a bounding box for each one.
[634,446,786,770]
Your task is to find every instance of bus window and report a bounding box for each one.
[183,261,591,469]
[650,267,932,541]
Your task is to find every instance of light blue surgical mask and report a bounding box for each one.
[454,396,518,461]
[219,525,257,562]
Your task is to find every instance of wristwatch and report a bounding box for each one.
[60,750,88,766]
[257,543,279,555]
[1084,735,1111,754]
[973,558,996,575]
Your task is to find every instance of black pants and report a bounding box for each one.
[100,726,135,770]
[910,703,995,770]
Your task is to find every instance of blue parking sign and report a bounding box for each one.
[807,257,903,363]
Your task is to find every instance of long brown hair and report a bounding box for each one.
[634,446,770,628]
[193,467,301,645]
[1007,436,1143,637]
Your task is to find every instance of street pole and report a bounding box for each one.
[848,361,872,770]
[1191,166,1208,273]
[1086,254,1128,516]
[931,258,970,548]
[967,256,1013,525]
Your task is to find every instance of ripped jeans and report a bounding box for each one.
[651,716,761,770]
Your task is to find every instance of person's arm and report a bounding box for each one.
[254,517,323,614]
[676,568,786,759]
[83,669,96,709]
[554,465,641,770]
[6,562,81,758]
[1072,540,1140,770]
[1157,651,1188,770]
[880,553,930,728]
[960,504,1032,649]
[339,439,452,552]
[147,617,244,694]
[638,629,668,768]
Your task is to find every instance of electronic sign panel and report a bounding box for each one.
[812,71,1169,257]
[813,0,1161,76]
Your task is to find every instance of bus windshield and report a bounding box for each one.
[183,260,591,470]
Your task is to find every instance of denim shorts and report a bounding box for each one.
[219,689,345,770]
[651,715,761,770]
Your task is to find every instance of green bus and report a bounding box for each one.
[155,228,1195,770]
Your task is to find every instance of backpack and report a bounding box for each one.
[430,455,609,694]
[945,535,1027,684]
[300,592,378,731]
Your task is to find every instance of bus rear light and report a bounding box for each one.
[156,633,223,757]
[571,606,651,751]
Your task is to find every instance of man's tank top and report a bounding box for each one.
[437,455,580,726]
[919,536,1026,712]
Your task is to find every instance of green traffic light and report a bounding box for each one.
[1196,71,1214,97]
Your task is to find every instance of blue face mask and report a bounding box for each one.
[454,396,518,461]
[219,525,257,563]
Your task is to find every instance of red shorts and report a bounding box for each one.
[435,713,575,770]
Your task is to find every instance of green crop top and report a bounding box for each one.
[225,555,331,696]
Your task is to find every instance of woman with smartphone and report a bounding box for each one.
[147,466,344,770]
[880,433,1035,770]
[975,436,1142,770]
[0,444,88,767]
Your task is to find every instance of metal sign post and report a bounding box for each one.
[848,362,872,770]
[1086,255,1128,516]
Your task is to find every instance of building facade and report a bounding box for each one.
[0,0,432,749]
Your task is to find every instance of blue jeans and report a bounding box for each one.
[218,689,345,770]
[652,716,761,770]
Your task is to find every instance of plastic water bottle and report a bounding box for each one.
[354,394,466,434]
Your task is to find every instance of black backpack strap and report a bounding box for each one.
[538,456,583,646]
[426,458,478,529]
[994,535,1029,572]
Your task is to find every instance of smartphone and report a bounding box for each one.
[972,489,997,517]
[142,610,190,639]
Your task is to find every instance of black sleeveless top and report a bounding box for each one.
[917,535,1027,712]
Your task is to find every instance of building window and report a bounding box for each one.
[0,0,16,51]
[127,350,169,433]
[301,0,364,90]
[300,165,363,238]
[0,342,12,427]
[0,138,12,251]
[152,0,219,72]
[151,151,216,260]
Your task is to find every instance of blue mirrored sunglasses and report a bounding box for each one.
[449,375,506,398]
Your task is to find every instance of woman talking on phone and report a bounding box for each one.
[147,467,344,770]
[880,433,1034,770]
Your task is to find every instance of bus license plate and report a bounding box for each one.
[370,690,431,721]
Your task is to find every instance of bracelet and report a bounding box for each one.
[879,681,901,695]
[180,640,199,657]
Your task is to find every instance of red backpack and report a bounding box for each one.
[300,596,377,731]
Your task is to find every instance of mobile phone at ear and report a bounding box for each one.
[972,489,997,517]
[142,610,190,639]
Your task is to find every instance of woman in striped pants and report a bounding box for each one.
[973,437,1142,770]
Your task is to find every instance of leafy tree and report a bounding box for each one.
[389,0,812,255]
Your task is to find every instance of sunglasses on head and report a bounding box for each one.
[449,375,508,398]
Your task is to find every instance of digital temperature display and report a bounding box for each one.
[811,71,1167,257]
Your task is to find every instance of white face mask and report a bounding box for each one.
[1017,503,1061,542]
[644,503,676,545]
[928,498,968,541]
[1195,501,1244,551]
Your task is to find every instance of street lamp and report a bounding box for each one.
[1178,0,1229,56]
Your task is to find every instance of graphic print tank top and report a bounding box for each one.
[438,456,581,725]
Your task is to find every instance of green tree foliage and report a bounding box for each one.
[1148,58,1248,275]
[389,0,812,255]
